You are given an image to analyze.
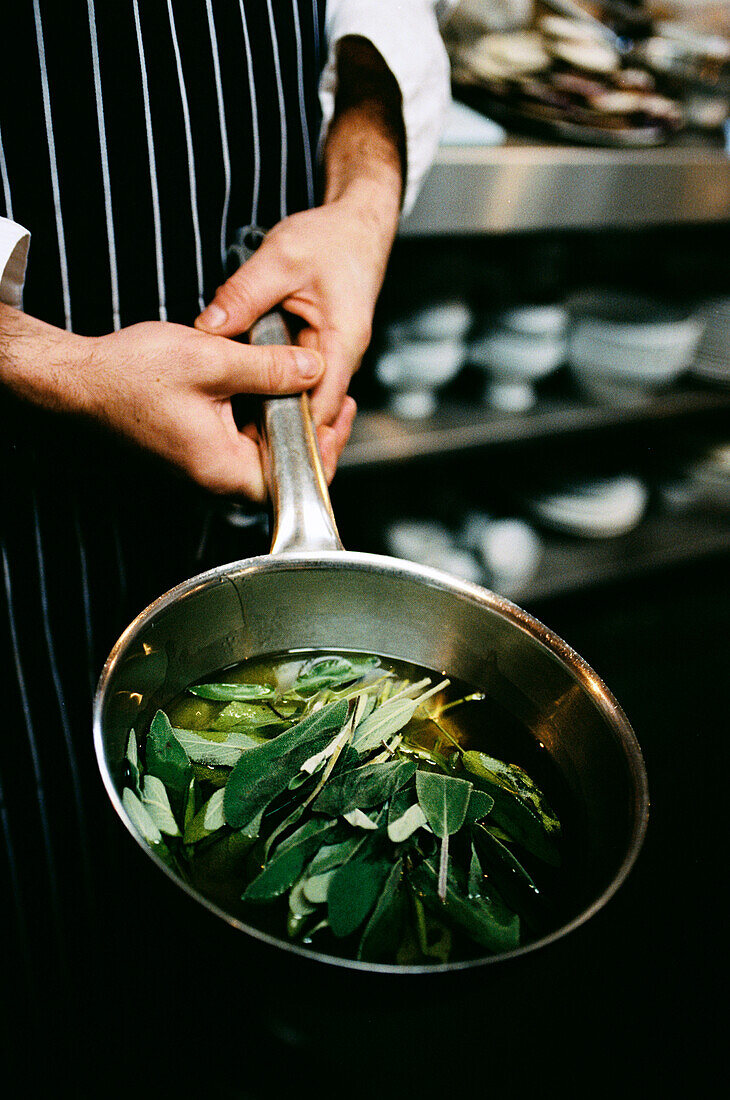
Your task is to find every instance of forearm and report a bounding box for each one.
[0,302,92,416]
[321,36,405,262]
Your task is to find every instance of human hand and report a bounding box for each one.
[0,306,350,500]
[194,192,396,432]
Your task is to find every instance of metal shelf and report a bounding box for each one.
[400,134,730,235]
[340,387,730,470]
[520,506,730,603]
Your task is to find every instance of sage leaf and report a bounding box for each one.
[461,751,561,865]
[413,857,520,954]
[288,877,317,937]
[122,787,162,846]
[327,857,392,938]
[188,681,275,702]
[294,655,379,694]
[183,788,226,844]
[302,870,336,904]
[125,730,141,794]
[411,890,452,964]
[146,711,192,795]
[224,699,349,828]
[352,697,418,753]
[415,771,473,839]
[313,759,416,817]
[140,774,181,837]
[464,788,495,825]
[357,860,407,963]
[244,818,337,902]
[212,700,292,732]
[305,837,361,877]
[173,726,262,768]
[342,808,379,830]
[387,801,427,844]
[466,752,561,835]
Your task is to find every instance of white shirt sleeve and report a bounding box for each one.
[0,216,30,309]
[320,1,454,214]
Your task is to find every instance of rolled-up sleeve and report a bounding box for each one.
[0,217,30,308]
[320,1,454,214]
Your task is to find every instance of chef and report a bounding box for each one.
[0,1,452,1091]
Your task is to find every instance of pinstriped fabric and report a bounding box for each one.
[133,0,168,322]
[0,2,325,1075]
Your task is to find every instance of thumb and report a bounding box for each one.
[195,238,294,337]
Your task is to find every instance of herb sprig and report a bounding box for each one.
[121,654,562,965]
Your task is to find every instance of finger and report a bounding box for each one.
[204,336,324,398]
[194,235,298,337]
[183,414,268,501]
[297,327,356,427]
[316,396,357,484]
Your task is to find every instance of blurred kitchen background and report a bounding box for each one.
[320,1,729,689]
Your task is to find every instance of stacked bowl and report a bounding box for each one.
[567,291,704,405]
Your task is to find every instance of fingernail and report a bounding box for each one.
[198,303,228,329]
[295,350,322,379]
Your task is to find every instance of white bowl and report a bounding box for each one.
[529,476,649,538]
[471,330,567,376]
[376,340,465,418]
[386,300,472,343]
[471,327,567,411]
[499,304,569,338]
[385,520,482,583]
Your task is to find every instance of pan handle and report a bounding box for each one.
[249,310,344,555]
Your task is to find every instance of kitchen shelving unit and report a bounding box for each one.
[335,128,730,605]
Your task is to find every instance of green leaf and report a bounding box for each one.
[313,759,416,817]
[146,711,192,795]
[305,837,361,877]
[357,860,407,963]
[188,681,275,702]
[351,697,418,753]
[243,818,337,902]
[183,788,226,844]
[303,870,336,904]
[461,751,561,865]
[140,774,181,837]
[224,699,349,828]
[125,730,141,794]
[294,655,380,694]
[327,857,392,938]
[122,787,162,846]
[464,788,495,826]
[471,824,548,933]
[211,700,294,732]
[173,726,262,768]
[415,771,473,839]
[413,857,520,955]
[466,752,561,835]
[387,800,428,844]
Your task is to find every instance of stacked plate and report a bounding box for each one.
[527,475,649,539]
[689,299,730,387]
[567,291,704,405]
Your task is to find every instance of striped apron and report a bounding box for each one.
[0,2,325,1083]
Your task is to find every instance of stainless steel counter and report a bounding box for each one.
[401,135,730,234]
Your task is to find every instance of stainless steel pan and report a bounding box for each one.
[93,311,649,975]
